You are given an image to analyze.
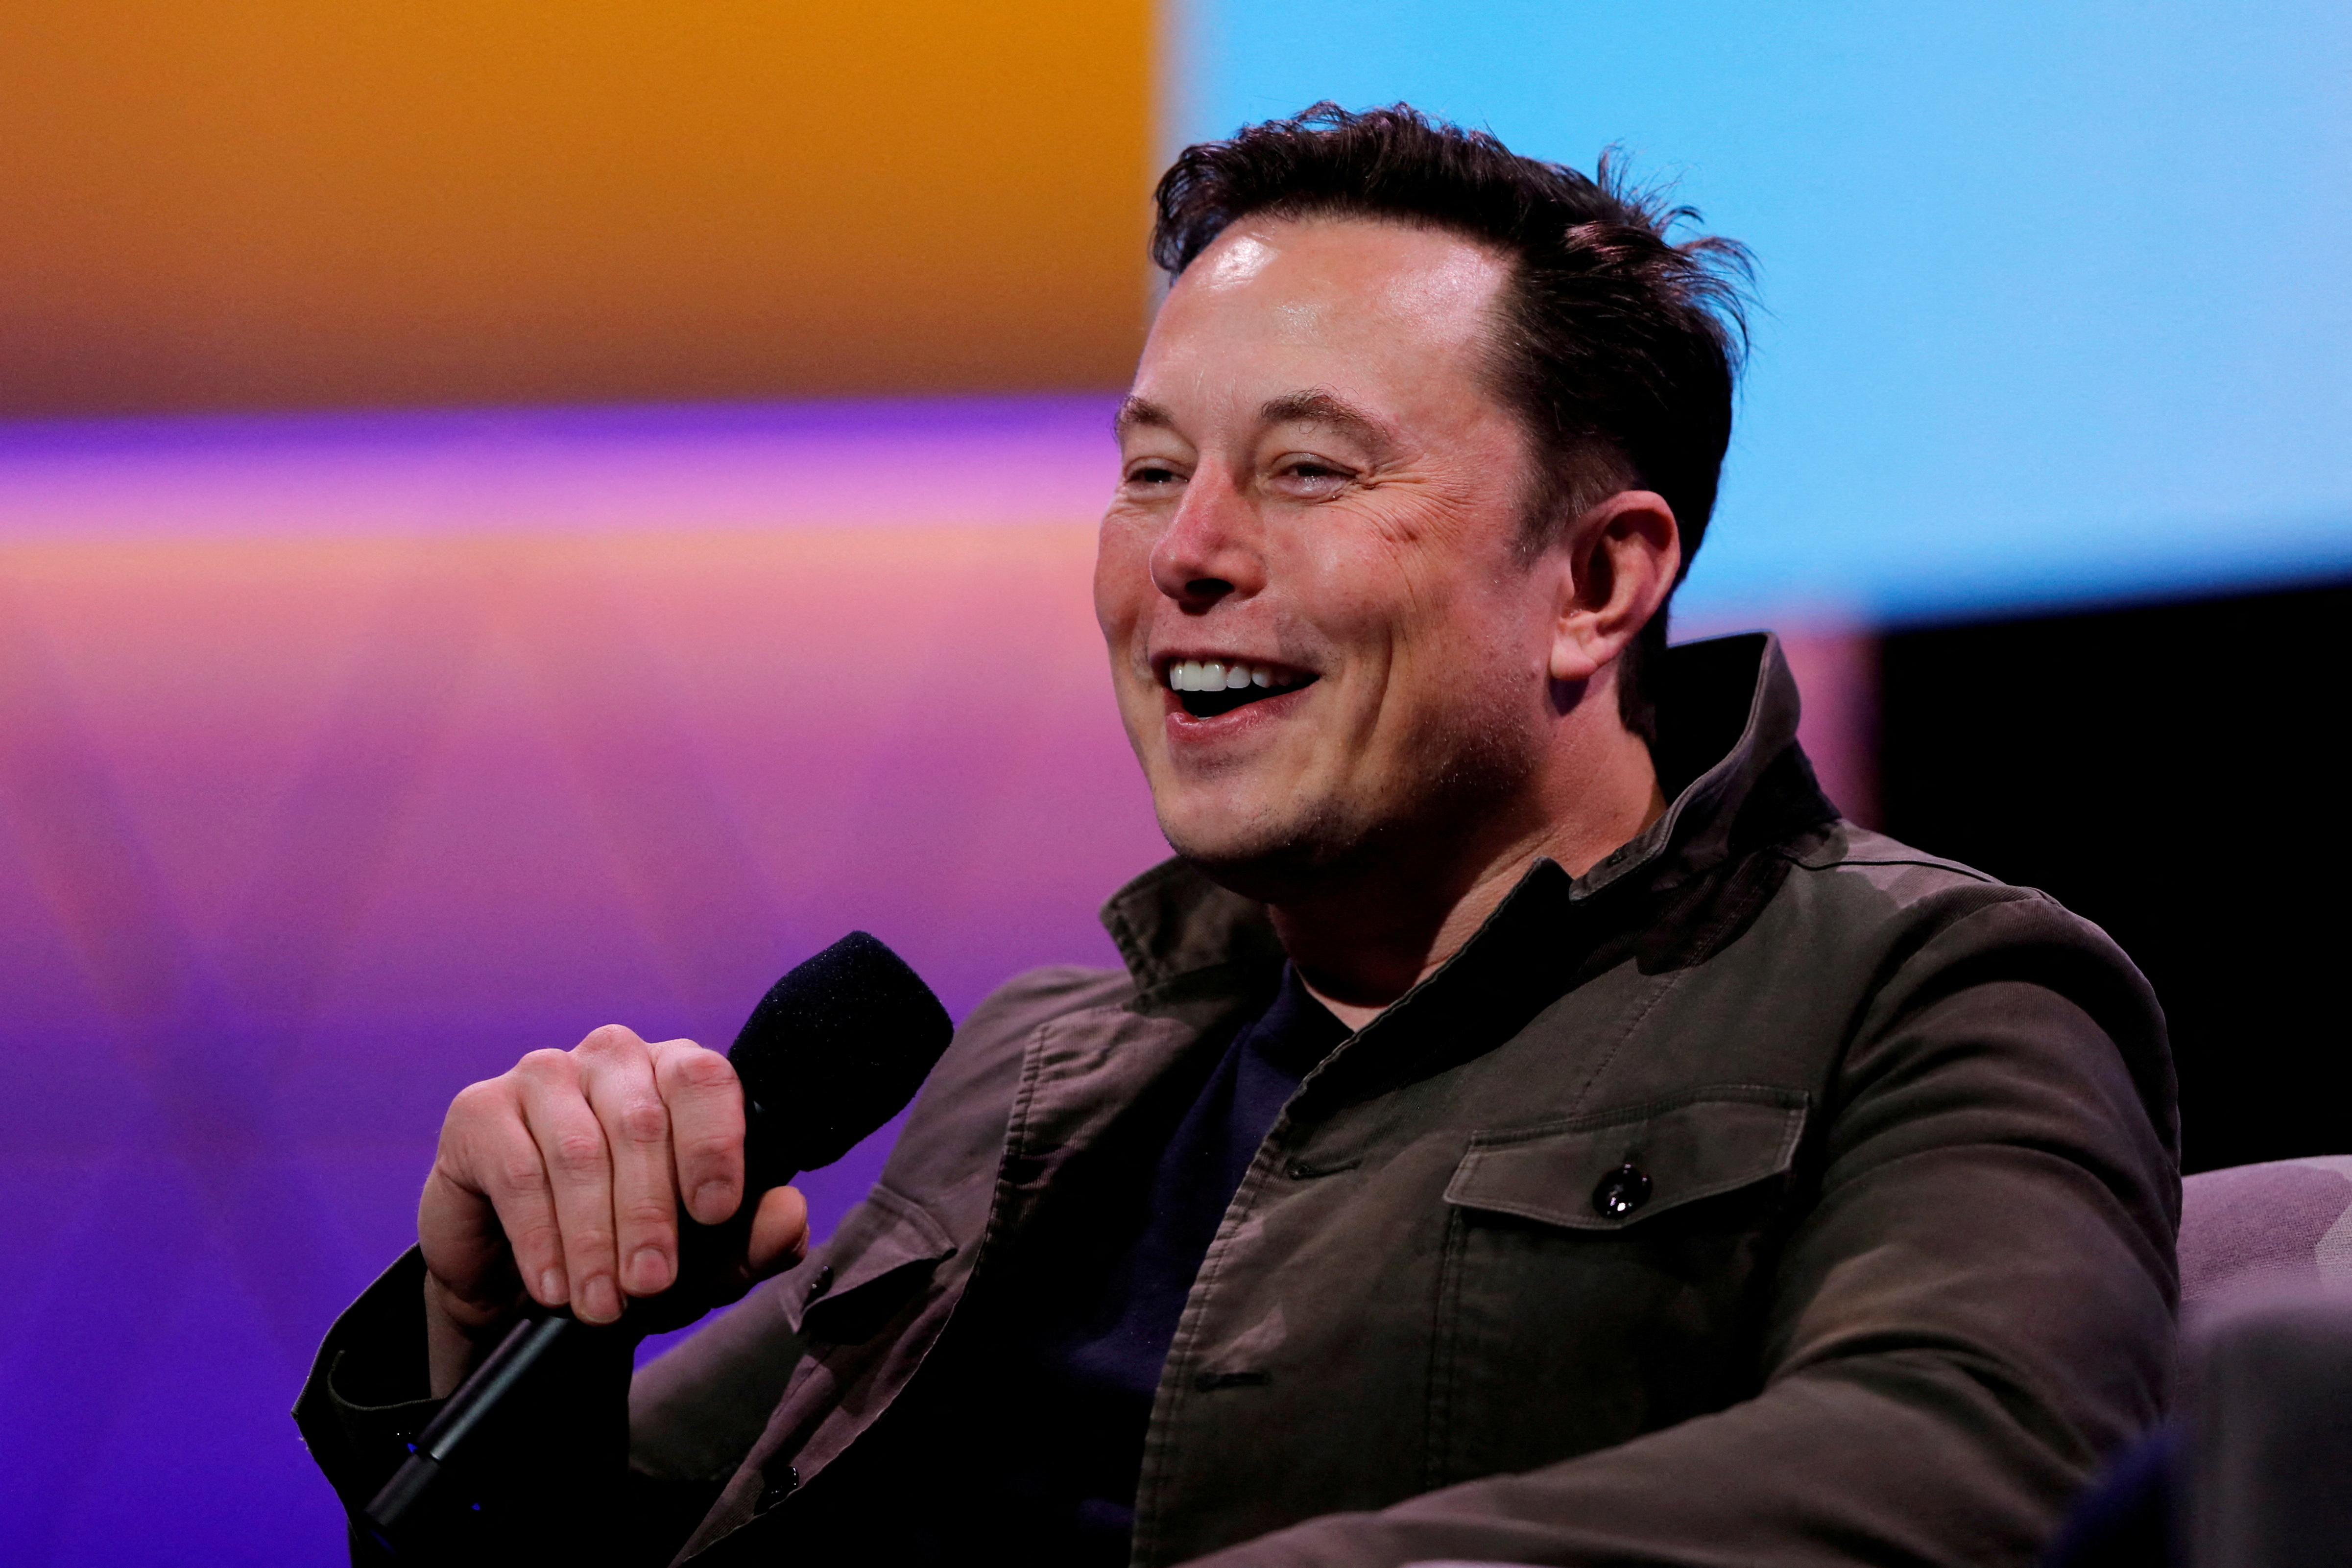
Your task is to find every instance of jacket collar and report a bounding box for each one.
[1099,631,1829,995]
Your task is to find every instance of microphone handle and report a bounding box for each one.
[362,1312,576,1551]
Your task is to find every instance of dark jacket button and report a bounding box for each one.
[1592,1162,1653,1217]
[802,1264,834,1305]
[754,1466,799,1514]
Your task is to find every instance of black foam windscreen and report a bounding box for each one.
[727,930,955,1186]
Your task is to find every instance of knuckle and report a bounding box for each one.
[448,1076,517,1129]
[575,1023,642,1060]
[506,1215,560,1259]
[613,1096,669,1147]
[496,1154,552,1197]
[546,1127,608,1175]
[665,1046,737,1093]
[515,1047,575,1083]
[672,1123,734,1163]
[620,1196,677,1233]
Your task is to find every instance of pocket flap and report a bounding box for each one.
[1444,1086,1809,1232]
[783,1182,958,1336]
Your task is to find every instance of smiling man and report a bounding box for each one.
[1097,212,1681,1026]
[299,107,2178,1567]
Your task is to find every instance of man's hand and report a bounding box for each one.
[417,1025,810,1396]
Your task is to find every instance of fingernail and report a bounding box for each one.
[694,1179,735,1220]
[581,1276,621,1323]
[539,1268,565,1305]
[628,1246,671,1294]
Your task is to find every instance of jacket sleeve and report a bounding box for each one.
[291,1249,446,1565]
[291,1247,738,1565]
[1186,892,2181,1568]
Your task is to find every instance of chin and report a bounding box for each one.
[1157,799,1375,905]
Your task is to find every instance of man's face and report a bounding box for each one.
[1096,216,1570,892]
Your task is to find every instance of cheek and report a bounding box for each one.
[1281,549,1473,706]
[1261,523,1417,658]
[1369,573,1553,741]
[1093,516,1154,646]
[1277,487,1489,643]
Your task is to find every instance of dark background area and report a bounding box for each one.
[1880,579,2351,1174]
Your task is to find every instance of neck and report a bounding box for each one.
[1276,721,1668,1030]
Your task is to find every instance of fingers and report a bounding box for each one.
[516,1039,630,1322]
[574,1034,746,1310]
[421,1074,562,1317]
[421,1026,748,1330]
[653,1041,747,1226]
[747,1185,811,1280]
[575,1027,691,1306]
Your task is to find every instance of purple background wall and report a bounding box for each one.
[0,397,1172,1563]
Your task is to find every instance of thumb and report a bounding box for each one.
[746,1184,812,1280]
[419,1165,526,1323]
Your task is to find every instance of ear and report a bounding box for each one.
[1546,490,1681,685]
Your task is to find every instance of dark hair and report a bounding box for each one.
[1150,103,1752,740]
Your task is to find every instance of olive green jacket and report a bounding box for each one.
[302,632,2177,1566]
[625,632,2177,1566]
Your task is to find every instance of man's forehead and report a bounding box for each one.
[1127,218,1511,442]
[1176,214,1512,320]
[1198,230,1282,290]
[1137,220,1511,415]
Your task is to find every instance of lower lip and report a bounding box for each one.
[1160,681,1316,740]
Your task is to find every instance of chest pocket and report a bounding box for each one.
[1444,1084,1809,1231]
[1428,1085,1811,1486]
[784,1182,959,1345]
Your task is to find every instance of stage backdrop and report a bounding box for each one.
[0,397,1174,1562]
[0,0,1151,415]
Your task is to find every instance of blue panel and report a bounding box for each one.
[1171,0,2352,623]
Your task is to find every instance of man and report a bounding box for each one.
[300,105,2177,1566]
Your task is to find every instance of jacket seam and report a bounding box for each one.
[1783,848,2004,883]
[1564,839,1786,1110]
[1458,1083,1812,1145]
[1426,1202,1470,1492]
[862,1180,960,1258]
[1565,967,1686,1114]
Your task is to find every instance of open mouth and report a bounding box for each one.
[1164,658,1317,719]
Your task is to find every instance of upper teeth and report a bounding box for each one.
[1167,659,1298,692]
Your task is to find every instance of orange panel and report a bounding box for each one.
[0,0,1152,414]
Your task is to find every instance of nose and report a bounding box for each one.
[1148,467,1264,609]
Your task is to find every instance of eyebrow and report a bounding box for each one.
[1113,396,1177,438]
[1112,388,1397,455]
[1257,389,1394,457]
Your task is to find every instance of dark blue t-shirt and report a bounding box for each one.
[809,966,1348,1565]
[1009,967,1348,1559]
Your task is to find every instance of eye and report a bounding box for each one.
[1123,459,1186,489]
[1269,454,1355,498]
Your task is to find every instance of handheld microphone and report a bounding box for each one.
[364,931,955,1551]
